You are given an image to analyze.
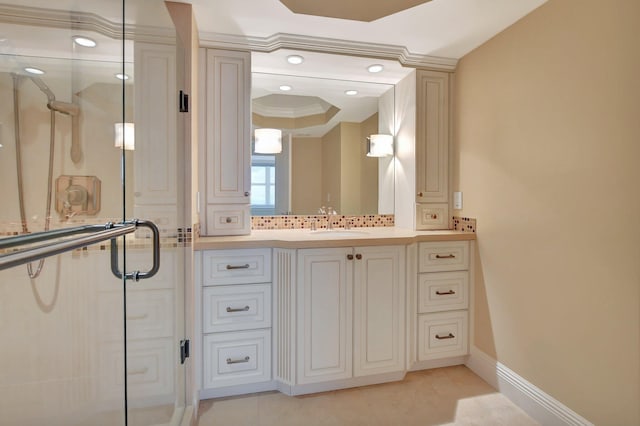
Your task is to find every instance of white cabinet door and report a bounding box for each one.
[134,42,178,232]
[297,248,353,384]
[416,70,449,204]
[205,49,251,205]
[353,246,405,377]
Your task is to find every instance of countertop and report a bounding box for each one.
[194,227,475,250]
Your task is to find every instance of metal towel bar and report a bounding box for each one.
[0,219,160,282]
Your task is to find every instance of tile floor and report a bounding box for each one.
[197,366,539,426]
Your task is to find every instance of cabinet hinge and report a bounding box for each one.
[179,90,189,113]
[180,339,190,364]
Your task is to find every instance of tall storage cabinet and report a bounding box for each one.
[199,49,251,235]
[415,70,450,230]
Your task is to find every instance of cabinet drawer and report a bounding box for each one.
[418,241,469,272]
[418,271,468,313]
[99,289,174,341]
[205,204,250,236]
[203,284,271,333]
[202,248,271,285]
[416,203,449,230]
[203,329,271,389]
[418,311,468,361]
[98,338,174,402]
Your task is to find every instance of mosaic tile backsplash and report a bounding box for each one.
[251,214,395,230]
[451,216,476,233]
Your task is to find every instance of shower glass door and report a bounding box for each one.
[0,1,186,425]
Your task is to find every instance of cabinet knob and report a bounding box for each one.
[355,254,362,260]
[417,192,423,197]
[347,254,354,260]
[244,191,250,197]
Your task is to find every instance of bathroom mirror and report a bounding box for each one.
[250,71,396,216]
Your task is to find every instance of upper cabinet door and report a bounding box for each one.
[205,49,251,204]
[416,70,449,204]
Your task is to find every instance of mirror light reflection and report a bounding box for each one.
[250,72,396,216]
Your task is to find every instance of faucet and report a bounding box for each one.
[318,206,337,230]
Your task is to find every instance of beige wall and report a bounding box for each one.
[291,137,322,214]
[360,113,379,213]
[453,0,640,424]
[321,124,341,211]
[339,122,361,215]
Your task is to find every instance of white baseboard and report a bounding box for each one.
[465,346,593,426]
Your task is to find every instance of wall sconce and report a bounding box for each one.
[114,122,135,150]
[254,128,282,154]
[366,134,393,157]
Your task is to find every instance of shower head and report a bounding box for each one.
[26,75,56,103]
[48,100,79,116]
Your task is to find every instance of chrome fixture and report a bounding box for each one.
[318,206,337,230]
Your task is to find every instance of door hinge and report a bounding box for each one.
[179,90,189,113]
[180,339,190,364]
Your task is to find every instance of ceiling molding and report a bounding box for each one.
[199,31,458,71]
[0,3,175,45]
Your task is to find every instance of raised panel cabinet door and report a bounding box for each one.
[353,246,405,377]
[133,42,178,207]
[205,49,251,204]
[297,248,353,384]
[416,70,449,204]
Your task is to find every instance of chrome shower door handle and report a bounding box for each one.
[110,219,161,281]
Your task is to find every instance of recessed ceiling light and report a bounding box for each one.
[115,73,130,80]
[367,64,384,73]
[279,85,292,91]
[286,55,304,65]
[345,90,358,96]
[72,35,97,48]
[24,67,45,75]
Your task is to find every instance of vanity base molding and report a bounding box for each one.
[276,371,406,397]
[200,380,277,400]
[408,356,468,372]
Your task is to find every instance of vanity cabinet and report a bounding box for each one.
[199,48,251,236]
[296,245,405,386]
[198,249,273,396]
[415,70,450,230]
[414,241,469,364]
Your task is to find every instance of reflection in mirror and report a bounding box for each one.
[251,72,395,216]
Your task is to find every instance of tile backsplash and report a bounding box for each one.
[451,216,476,233]
[251,214,395,230]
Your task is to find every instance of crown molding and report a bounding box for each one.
[199,31,458,71]
[0,3,175,45]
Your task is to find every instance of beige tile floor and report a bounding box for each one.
[197,366,539,426]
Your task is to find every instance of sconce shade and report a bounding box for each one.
[255,128,282,154]
[114,122,135,150]
[367,134,393,157]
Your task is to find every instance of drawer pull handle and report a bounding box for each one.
[435,290,456,295]
[127,367,149,376]
[126,313,149,321]
[225,217,232,223]
[435,254,456,259]
[226,264,250,270]
[226,356,250,364]
[226,305,250,313]
[435,333,455,340]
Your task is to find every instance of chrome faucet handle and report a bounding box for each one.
[318,206,326,214]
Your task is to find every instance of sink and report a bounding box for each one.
[309,229,369,237]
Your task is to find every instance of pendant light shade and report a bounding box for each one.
[254,128,282,154]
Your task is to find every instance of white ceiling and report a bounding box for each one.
[187,0,547,59]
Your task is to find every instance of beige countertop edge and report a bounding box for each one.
[194,228,475,250]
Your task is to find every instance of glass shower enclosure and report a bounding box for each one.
[0,1,187,424]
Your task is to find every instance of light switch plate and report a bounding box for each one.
[453,192,463,210]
